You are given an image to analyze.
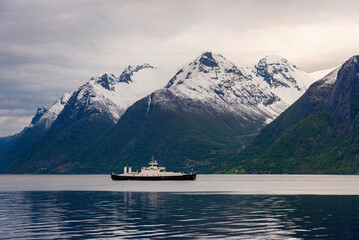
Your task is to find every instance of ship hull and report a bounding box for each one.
[111,174,196,181]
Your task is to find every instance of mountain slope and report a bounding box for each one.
[227,56,359,174]
[0,135,18,153]
[72,90,249,173]
[71,52,316,173]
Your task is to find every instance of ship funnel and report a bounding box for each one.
[129,165,132,173]
[124,165,127,174]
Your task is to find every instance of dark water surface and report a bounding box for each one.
[0,175,359,239]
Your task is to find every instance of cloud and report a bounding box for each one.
[1,0,359,136]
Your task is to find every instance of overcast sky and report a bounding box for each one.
[1,0,359,136]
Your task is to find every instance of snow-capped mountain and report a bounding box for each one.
[160,52,315,124]
[2,52,326,173]
[67,63,163,122]
[23,63,162,131]
[23,53,316,135]
[2,63,164,173]
[70,52,318,174]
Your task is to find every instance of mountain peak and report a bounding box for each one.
[255,54,312,92]
[260,55,289,64]
[165,52,238,89]
[94,73,117,90]
[198,52,219,67]
[33,92,73,129]
[36,106,47,114]
[101,73,117,81]
[30,106,47,126]
[119,63,154,83]
[89,64,155,89]
[346,55,359,65]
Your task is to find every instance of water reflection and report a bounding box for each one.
[0,192,358,239]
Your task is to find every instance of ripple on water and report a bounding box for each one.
[0,191,358,239]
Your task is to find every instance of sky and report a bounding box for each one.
[1,0,359,137]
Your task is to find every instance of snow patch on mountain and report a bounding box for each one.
[36,92,72,129]
[309,66,339,81]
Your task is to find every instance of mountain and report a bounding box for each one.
[66,52,316,173]
[4,64,163,173]
[226,56,359,174]
[3,52,318,173]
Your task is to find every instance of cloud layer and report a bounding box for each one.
[1,0,359,136]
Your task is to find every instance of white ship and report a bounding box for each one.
[111,157,196,180]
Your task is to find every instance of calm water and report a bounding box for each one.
[0,175,359,239]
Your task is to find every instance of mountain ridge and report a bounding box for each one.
[1,52,335,173]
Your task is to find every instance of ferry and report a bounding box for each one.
[111,157,196,181]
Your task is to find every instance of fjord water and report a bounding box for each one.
[0,175,359,239]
